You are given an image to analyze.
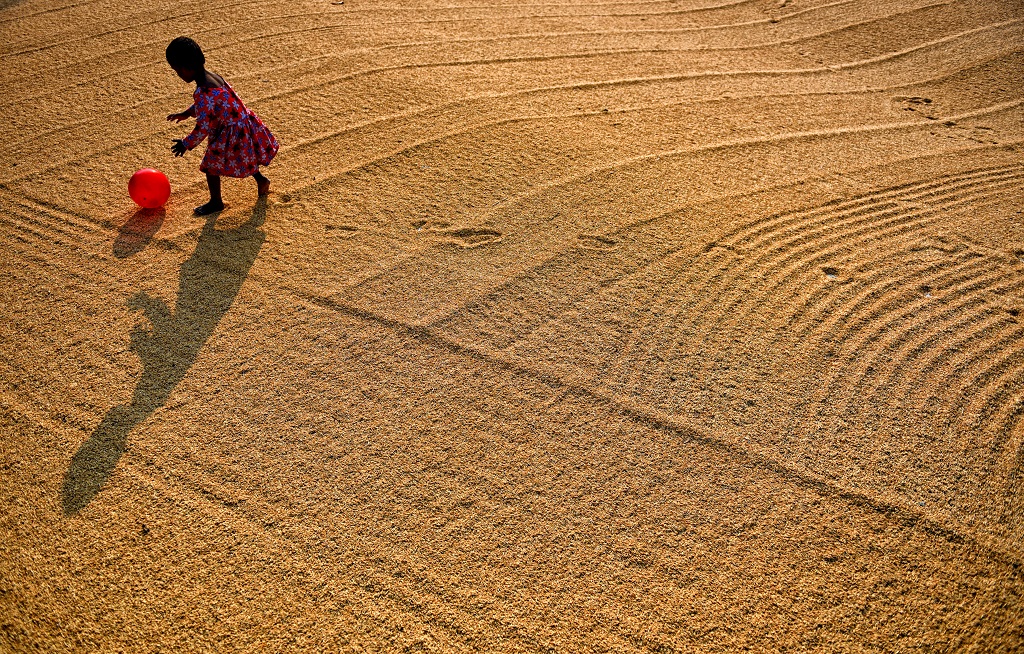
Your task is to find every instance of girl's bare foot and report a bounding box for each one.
[256,177,270,196]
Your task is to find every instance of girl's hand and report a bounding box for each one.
[167,112,190,122]
[171,139,187,157]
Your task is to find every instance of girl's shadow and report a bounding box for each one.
[62,199,267,515]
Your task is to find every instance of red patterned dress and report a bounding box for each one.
[182,83,279,178]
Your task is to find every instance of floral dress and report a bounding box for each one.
[182,83,279,178]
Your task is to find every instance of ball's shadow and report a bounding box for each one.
[63,198,268,515]
[114,207,166,258]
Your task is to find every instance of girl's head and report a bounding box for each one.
[166,36,205,82]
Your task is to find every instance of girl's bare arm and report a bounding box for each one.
[167,105,196,122]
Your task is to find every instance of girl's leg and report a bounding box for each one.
[253,170,270,196]
[195,173,224,215]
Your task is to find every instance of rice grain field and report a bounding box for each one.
[1,0,1023,650]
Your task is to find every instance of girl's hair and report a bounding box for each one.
[166,36,205,69]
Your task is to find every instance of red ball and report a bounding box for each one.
[128,168,171,209]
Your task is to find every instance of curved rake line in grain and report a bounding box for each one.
[624,190,1011,400]
[675,202,928,330]
[353,0,760,12]
[264,13,1024,98]
[943,326,1024,414]
[603,202,947,390]
[277,33,1024,193]
[816,250,992,352]
[424,167,998,340]
[247,3,974,110]
[293,288,1024,567]
[812,250,1024,429]
[0,0,102,26]
[884,308,1022,420]
[932,333,1024,472]
[719,166,1023,258]
[699,171,1024,346]
[302,0,855,28]
[1,0,757,55]
[311,123,1024,254]
[481,151,1024,382]
[613,171,1022,392]
[777,255,1002,392]
[613,203,925,390]
[777,246,980,348]
[899,311,1022,409]
[0,189,108,237]
[2,46,698,148]
[0,197,119,266]
[713,241,988,364]
[1,189,109,234]
[10,33,1018,192]
[22,35,1019,159]
[825,260,1023,420]
[655,161,1024,325]
[5,0,804,79]
[786,171,1023,339]
[411,139,1019,368]
[802,251,990,338]
[298,0,819,26]
[782,232,1006,345]
[1,0,845,72]
[0,0,301,56]
[894,241,1024,410]
[4,0,962,103]
[986,388,1024,475]
[606,168,1021,392]
[0,0,869,111]
[803,186,1021,358]
[948,333,1024,437]
[9,10,1011,150]
[369,0,948,50]
[669,165,1018,274]
[0,215,125,289]
[5,7,350,60]
[851,236,1024,404]
[807,238,1012,393]
[817,267,1010,407]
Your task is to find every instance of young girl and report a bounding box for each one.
[166,36,279,215]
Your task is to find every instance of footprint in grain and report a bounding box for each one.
[893,96,936,119]
[578,234,619,250]
[325,224,358,237]
[444,227,502,248]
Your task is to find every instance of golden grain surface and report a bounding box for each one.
[1,0,1023,651]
